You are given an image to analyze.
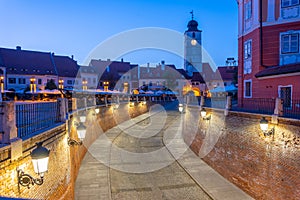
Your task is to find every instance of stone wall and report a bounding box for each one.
[183,106,300,200]
[0,102,148,199]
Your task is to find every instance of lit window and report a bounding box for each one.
[244,80,252,98]
[244,1,252,20]
[281,33,299,54]
[281,0,299,8]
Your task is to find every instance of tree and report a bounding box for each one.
[45,79,57,90]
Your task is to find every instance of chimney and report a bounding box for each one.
[107,59,111,62]
[71,55,74,60]
[121,58,124,62]
[161,60,165,71]
[16,46,21,51]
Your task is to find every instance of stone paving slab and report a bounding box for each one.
[76,110,253,200]
[163,118,254,200]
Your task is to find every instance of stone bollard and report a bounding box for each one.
[72,98,77,111]
[57,98,68,122]
[224,96,232,116]
[272,98,283,124]
[0,102,22,161]
[200,96,205,107]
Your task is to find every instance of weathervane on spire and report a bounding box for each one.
[190,10,194,20]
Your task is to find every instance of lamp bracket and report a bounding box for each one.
[17,169,43,188]
[67,137,82,146]
[203,115,211,121]
[264,127,275,136]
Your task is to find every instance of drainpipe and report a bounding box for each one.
[260,0,270,68]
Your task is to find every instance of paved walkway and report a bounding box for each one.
[75,108,253,200]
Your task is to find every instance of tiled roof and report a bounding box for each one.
[217,66,237,81]
[89,59,131,81]
[255,63,300,78]
[191,72,205,83]
[0,47,55,75]
[53,55,80,78]
[0,47,80,78]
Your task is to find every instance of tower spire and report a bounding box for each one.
[190,10,194,20]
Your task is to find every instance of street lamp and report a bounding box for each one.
[68,122,87,146]
[30,78,36,93]
[79,113,86,123]
[58,79,64,90]
[0,75,4,93]
[104,81,109,91]
[178,103,184,113]
[18,142,50,188]
[129,102,135,107]
[95,108,100,114]
[113,103,120,110]
[200,108,211,120]
[260,117,275,136]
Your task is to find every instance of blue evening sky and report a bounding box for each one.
[0,0,238,67]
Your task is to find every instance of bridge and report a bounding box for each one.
[0,97,299,200]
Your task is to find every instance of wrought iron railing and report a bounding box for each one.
[231,98,276,115]
[15,101,60,139]
[282,99,300,119]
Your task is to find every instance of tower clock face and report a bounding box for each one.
[191,39,197,46]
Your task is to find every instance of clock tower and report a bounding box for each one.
[184,11,202,76]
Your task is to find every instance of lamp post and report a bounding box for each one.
[123,82,128,93]
[104,81,109,92]
[0,75,4,93]
[18,142,50,188]
[58,79,64,90]
[200,108,211,120]
[68,122,87,146]
[30,78,36,93]
[260,117,275,136]
[178,103,184,113]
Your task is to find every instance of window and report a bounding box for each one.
[244,40,252,59]
[93,78,96,84]
[279,86,292,108]
[244,80,252,98]
[281,0,299,8]
[38,79,42,85]
[18,78,26,84]
[281,33,299,54]
[244,1,252,20]
[8,78,16,84]
[67,80,73,85]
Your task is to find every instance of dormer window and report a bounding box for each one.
[281,0,299,8]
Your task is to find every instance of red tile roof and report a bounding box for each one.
[0,47,80,77]
[217,66,237,81]
[89,59,131,81]
[255,63,300,78]
[191,72,205,83]
[52,55,79,77]
[0,47,55,75]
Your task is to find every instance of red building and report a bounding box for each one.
[237,0,300,111]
